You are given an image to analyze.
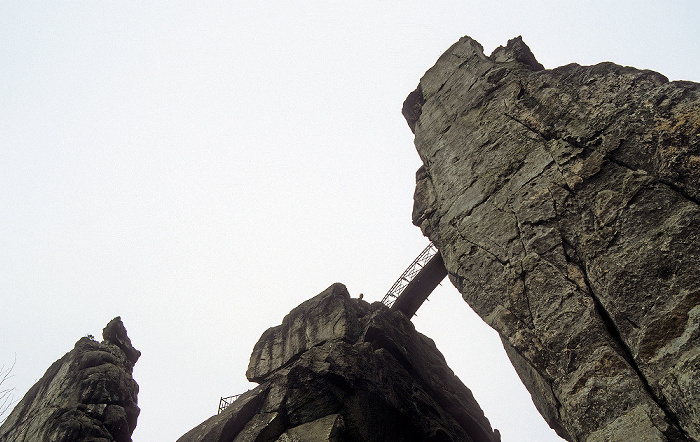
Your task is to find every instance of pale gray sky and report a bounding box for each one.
[2,2,698,441]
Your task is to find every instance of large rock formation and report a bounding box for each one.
[179,283,500,442]
[0,317,140,442]
[406,36,700,441]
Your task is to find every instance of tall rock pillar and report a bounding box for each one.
[406,35,700,441]
[0,317,140,442]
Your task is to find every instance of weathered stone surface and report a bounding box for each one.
[0,317,140,442]
[246,283,362,383]
[275,413,344,441]
[406,35,700,441]
[180,283,500,442]
[103,316,141,365]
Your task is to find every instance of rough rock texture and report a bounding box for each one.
[179,283,500,442]
[406,35,700,441]
[0,317,140,442]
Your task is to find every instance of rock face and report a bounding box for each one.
[406,36,700,441]
[0,317,140,442]
[179,283,500,442]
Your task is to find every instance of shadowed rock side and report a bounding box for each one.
[0,317,140,442]
[179,283,500,442]
[406,35,700,441]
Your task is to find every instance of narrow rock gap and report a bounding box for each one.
[432,61,479,100]
[563,244,691,441]
[519,264,535,330]
[625,316,640,329]
[458,193,490,218]
[509,208,536,328]
[486,204,539,330]
[502,113,699,208]
[587,289,690,440]
[503,112,550,141]
[455,231,508,266]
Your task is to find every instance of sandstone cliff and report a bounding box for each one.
[0,317,140,442]
[179,283,500,442]
[406,36,700,441]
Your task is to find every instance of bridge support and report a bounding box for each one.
[391,251,447,317]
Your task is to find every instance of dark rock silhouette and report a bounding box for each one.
[406,35,700,441]
[0,317,140,442]
[179,283,500,442]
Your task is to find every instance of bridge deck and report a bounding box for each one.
[382,243,448,318]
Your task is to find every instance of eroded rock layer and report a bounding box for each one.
[0,317,140,442]
[179,283,500,442]
[406,36,700,441]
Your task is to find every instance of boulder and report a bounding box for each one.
[179,283,500,442]
[246,283,362,382]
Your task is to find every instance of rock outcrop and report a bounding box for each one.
[0,317,140,442]
[406,36,700,441]
[179,283,500,442]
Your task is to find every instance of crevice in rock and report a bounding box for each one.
[449,192,490,220]
[429,62,480,105]
[250,339,333,384]
[649,172,699,206]
[503,112,551,141]
[564,246,691,441]
[504,111,699,208]
[454,231,508,266]
[510,208,536,327]
[519,263,535,330]
[625,316,640,330]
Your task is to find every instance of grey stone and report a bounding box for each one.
[103,316,141,365]
[246,283,362,383]
[180,283,501,442]
[406,35,700,441]
[0,318,140,442]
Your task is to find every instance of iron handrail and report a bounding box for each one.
[382,242,439,307]
[218,393,242,414]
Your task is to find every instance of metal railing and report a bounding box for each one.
[218,393,242,414]
[382,242,439,308]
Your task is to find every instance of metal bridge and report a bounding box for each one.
[381,242,447,318]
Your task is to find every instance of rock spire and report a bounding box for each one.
[0,317,140,442]
[407,35,700,441]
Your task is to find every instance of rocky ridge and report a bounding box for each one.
[0,317,140,442]
[406,35,700,441]
[179,283,500,442]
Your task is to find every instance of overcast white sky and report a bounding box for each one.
[1,2,698,441]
